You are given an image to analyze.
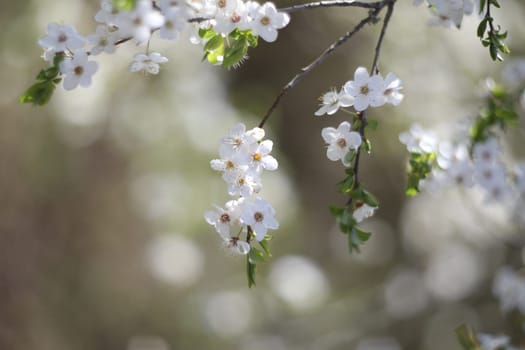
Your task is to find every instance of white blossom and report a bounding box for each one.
[223,168,262,197]
[382,72,404,106]
[251,2,290,43]
[129,52,168,75]
[477,334,512,350]
[95,0,118,26]
[39,23,86,58]
[314,89,354,116]
[493,266,525,314]
[116,0,165,44]
[321,121,362,166]
[88,25,119,55]
[240,197,279,240]
[344,67,386,111]
[248,140,278,173]
[59,50,98,90]
[159,7,188,40]
[399,124,438,153]
[353,203,377,223]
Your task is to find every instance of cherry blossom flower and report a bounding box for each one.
[129,52,168,75]
[382,72,404,106]
[321,121,362,166]
[248,140,278,173]
[240,197,279,240]
[116,0,165,44]
[205,199,243,236]
[353,203,377,223]
[39,23,85,59]
[251,2,290,43]
[88,25,119,55]
[223,168,262,197]
[159,8,188,40]
[344,67,385,111]
[399,124,438,153]
[59,50,98,90]
[314,89,354,116]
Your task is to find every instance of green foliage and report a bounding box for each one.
[19,55,64,106]
[199,28,258,69]
[477,0,510,61]
[455,324,481,350]
[405,152,435,197]
[246,233,272,287]
[112,0,136,11]
[470,83,518,146]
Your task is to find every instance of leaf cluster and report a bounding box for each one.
[246,234,272,288]
[200,28,258,69]
[477,0,510,61]
[470,83,518,146]
[112,0,136,11]
[455,324,481,350]
[405,152,435,197]
[19,55,63,106]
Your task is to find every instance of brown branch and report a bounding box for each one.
[258,6,384,128]
[352,0,395,190]
[279,0,384,13]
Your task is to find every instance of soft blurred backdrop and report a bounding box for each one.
[1,1,525,349]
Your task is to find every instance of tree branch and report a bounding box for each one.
[279,0,384,13]
[258,6,384,128]
[352,0,395,189]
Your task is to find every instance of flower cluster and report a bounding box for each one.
[315,67,403,116]
[399,124,524,203]
[35,0,289,92]
[413,0,475,28]
[205,123,279,255]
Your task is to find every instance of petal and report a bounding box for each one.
[63,75,79,90]
[354,67,369,84]
[204,210,218,225]
[368,75,384,91]
[314,105,329,116]
[235,241,251,255]
[253,222,267,241]
[347,132,362,149]
[337,121,351,133]
[338,92,355,107]
[326,145,342,161]
[261,155,278,171]
[264,216,279,230]
[321,127,337,143]
[353,95,369,111]
[258,140,273,154]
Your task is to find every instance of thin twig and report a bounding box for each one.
[352,0,395,189]
[279,0,384,13]
[258,7,383,128]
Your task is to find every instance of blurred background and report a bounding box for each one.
[2,0,525,349]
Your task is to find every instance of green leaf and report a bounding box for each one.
[329,205,345,217]
[477,18,488,38]
[112,0,136,10]
[248,247,265,264]
[479,0,486,13]
[258,238,272,257]
[19,81,58,106]
[204,34,224,52]
[223,38,248,68]
[361,189,379,207]
[337,174,354,194]
[455,324,481,350]
[247,257,257,288]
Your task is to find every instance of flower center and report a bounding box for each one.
[384,88,393,96]
[165,20,174,29]
[220,213,230,223]
[238,178,245,185]
[218,0,226,8]
[226,160,235,169]
[133,17,143,26]
[74,66,84,76]
[260,16,270,25]
[254,212,264,222]
[231,13,241,23]
[253,153,262,161]
[360,85,369,95]
[58,33,68,43]
[337,138,347,148]
[99,37,108,46]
